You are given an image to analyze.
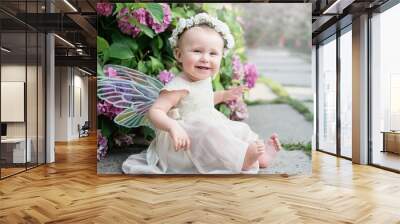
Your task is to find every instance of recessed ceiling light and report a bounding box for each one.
[1,47,11,53]
[323,0,354,15]
[54,34,75,48]
[63,0,78,12]
[77,67,92,76]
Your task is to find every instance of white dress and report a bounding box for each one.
[122,76,259,174]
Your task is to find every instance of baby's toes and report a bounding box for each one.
[257,145,265,153]
[266,139,274,146]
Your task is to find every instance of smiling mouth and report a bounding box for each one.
[195,66,211,70]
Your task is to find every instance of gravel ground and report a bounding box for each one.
[244,104,313,143]
[259,150,311,175]
[98,146,311,175]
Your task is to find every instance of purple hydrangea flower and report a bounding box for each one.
[227,99,249,121]
[132,8,148,24]
[96,3,113,17]
[232,55,243,81]
[117,4,171,37]
[106,67,117,77]
[158,70,174,85]
[117,7,141,38]
[97,100,123,119]
[97,130,108,160]
[243,63,259,89]
[146,3,171,33]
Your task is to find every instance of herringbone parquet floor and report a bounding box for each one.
[0,135,399,223]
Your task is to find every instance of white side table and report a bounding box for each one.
[1,138,32,163]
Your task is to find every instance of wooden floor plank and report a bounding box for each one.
[0,135,399,223]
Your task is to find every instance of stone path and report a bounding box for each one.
[246,48,312,87]
[98,146,311,175]
[244,104,313,143]
[245,47,313,174]
[247,82,276,102]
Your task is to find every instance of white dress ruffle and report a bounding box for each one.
[122,76,259,174]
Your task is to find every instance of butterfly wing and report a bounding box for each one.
[97,64,163,128]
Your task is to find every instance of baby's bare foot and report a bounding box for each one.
[270,133,282,151]
[259,134,281,168]
[242,141,264,171]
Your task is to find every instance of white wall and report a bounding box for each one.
[54,67,89,141]
[55,66,69,141]
[312,45,316,151]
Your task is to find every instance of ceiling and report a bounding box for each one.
[1,0,395,73]
[0,0,98,74]
[311,0,390,43]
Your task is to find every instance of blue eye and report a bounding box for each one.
[193,50,201,53]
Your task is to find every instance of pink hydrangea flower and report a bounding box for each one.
[117,4,171,37]
[97,100,123,119]
[132,8,148,24]
[158,70,174,85]
[97,130,108,160]
[227,99,249,121]
[232,55,243,81]
[96,3,113,17]
[106,67,117,77]
[117,7,141,37]
[146,3,171,33]
[243,63,259,89]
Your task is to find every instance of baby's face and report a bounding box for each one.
[175,26,224,81]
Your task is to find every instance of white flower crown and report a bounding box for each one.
[168,13,235,57]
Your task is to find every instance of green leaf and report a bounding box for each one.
[120,59,132,68]
[114,3,126,16]
[128,18,155,38]
[97,60,104,77]
[170,66,180,75]
[171,7,186,18]
[138,23,155,38]
[125,39,139,52]
[137,61,147,73]
[109,43,134,59]
[219,104,231,117]
[101,118,114,138]
[103,48,110,63]
[151,41,161,58]
[111,32,124,42]
[150,56,164,73]
[145,3,164,24]
[145,60,153,73]
[156,36,163,49]
[212,73,224,90]
[130,59,138,69]
[111,32,138,52]
[97,36,109,53]
[130,3,145,10]
[142,126,156,140]
[212,76,225,91]
[186,10,196,17]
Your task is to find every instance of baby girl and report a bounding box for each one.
[122,13,280,174]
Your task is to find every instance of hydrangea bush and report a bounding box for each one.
[97,3,259,159]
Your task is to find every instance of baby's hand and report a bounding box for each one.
[223,86,247,102]
[168,124,191,151]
